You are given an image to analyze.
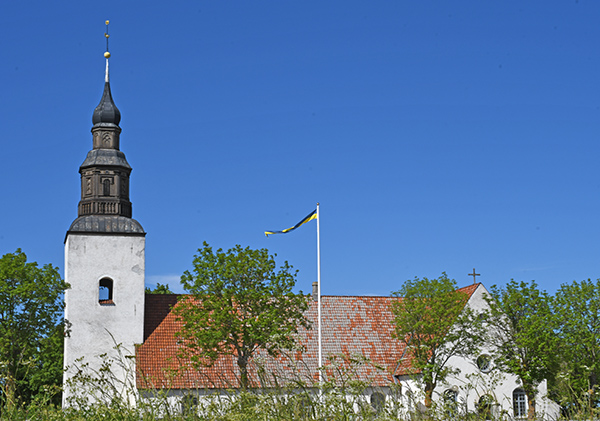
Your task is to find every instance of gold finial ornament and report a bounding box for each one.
[104,20,110,57]
[105,20,109,25]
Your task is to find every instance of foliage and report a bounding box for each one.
[57,344,409,420]
[145,282,175,294]
[486,280,557,420]
[6,339,572,420]
[390,273,485,408]
[1,387,510,420]
[552,278,600,415]
[0,249,68,410]
[174,242,310,389]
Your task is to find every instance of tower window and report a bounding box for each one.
[102,178,112,196]
[99,278,114,305]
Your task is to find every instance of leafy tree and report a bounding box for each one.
[174,242,310,389]
[486,280,557,420]
[144,282,174,294]
[0,249,68,409]
[552,278,600,413]
[391,273,485,408]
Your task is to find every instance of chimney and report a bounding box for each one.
[312,281,318,302]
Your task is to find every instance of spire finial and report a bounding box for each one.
[104,20,111,82]
[93,19,121,128]
[104,20,111,57]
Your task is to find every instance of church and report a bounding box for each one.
[62,37,560,420]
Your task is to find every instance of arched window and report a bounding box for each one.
[181,394,198,416]
[477,394,494,420]
[443,388,458,415]
[513,388,527,419]
[370,391,385,413]
[102,178,112,196]
[99,278,114,305]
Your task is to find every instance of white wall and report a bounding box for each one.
[63,233,145,406]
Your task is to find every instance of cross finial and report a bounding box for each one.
[469,268,480,284]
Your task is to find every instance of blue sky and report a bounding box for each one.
[2,1,599,296]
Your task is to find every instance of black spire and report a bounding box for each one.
[92,81,121,127]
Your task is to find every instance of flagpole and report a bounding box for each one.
[316,202,322,386]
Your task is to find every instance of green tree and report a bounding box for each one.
[174,242,310,389]
[552,278,600,414]
[144,282,174,294]
[0,249,68,409]
[391,273,485,408]
[486,280,557,420]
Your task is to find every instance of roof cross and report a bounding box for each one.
[468,268,480,284]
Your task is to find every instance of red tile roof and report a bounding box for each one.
[143,294,179,341]
[136,284,480,390]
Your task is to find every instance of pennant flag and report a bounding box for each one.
[265,209,317,237]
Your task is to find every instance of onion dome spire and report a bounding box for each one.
[67,20,144,236]
[92,20,121,128]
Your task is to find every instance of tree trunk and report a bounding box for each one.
[525,388,536,420]
[237,355,249,390]
[5,374,16,412]
[590,371,598,391]
[424,382,434,408]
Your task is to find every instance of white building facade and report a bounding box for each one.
[396,284,560,420]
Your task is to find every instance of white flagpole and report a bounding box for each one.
[316,202,322,386]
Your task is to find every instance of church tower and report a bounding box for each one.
[63,22,145,404]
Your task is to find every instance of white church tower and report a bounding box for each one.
[63,24,145,405]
